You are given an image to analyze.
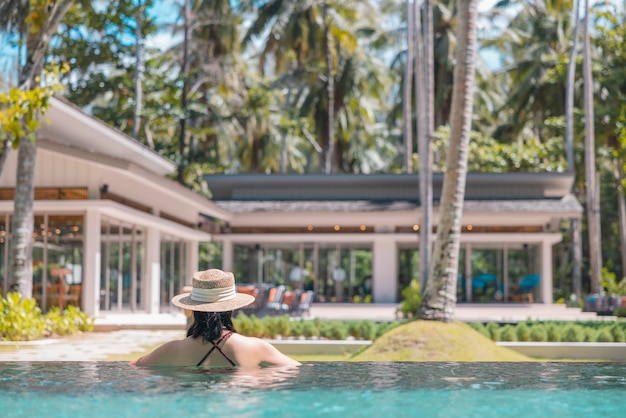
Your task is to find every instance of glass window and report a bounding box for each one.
[398,247,419,301]
[232,242,372,303]
[100,218,145,312]
[160,237,187,312]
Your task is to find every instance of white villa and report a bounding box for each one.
[0,97,230,317]
[0,97,583,318]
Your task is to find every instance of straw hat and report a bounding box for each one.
[171,269,255,312]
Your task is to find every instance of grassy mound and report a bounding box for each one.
[351,320,531,362]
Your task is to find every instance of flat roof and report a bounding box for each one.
[205,172,576,202]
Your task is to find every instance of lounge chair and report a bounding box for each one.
[265,285,286,314]
[295,290,314,317]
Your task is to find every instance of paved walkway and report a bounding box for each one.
[0,330,184,362]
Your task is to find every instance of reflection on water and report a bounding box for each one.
[1,362,625,417]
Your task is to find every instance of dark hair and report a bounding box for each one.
[187,311,237,342]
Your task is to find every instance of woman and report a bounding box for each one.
[130,268,300,368]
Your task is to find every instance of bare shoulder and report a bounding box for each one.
[229,334,300,367]
[130,338,188,366]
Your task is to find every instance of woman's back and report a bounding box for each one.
[131,331,300,368]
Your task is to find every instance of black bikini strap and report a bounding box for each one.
[196,331,235,366]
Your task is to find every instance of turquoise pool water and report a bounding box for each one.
[1,362,625,417]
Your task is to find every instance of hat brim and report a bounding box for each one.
[171,292,255,312]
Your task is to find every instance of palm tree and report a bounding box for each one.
[403,0,414,173]
[0,0,74,298]
[582,0,602,294]
[487,0,576,143]
[419,0,434,289]
[565,0,582,298]
[418,0,478,322]
[243,0,388,174]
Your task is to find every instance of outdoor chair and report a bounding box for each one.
[278,289,303,315]
[46,282,69,310]
[471,273,496,294]
[235,285,270,316]
[66,284,82,308]
[295,290,314,317]
[265,285,286,314]
[509,274,540,303]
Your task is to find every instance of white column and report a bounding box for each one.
[221,238,233,272]
[83,209,101,317]
[372,238,398,303]
[540,241,553,304]
[186,240,199,284]
[145,227,161,314]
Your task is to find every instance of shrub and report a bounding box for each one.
[313,317,322,334]
[562,325,584,342]
[275,315,291,337]
[248,315,266,338]
[499,325,517,341]
[347,321,362,339]
[609,324,625,342]
[486,322,500,341]
[233,313,253,335]
[398,279,422,318]
[597,329,613,342]
[317,321,349,340]
[583,328,597,342]
[614,308,626,318]
[529,325,547,342]
[358,320,377,341]
[263,317,279,339]
[319,322,334,339]
[0,293,45,341]
[289,320,303,338]
[44,305,94,336]
[516,323,531,341]
[0,292,94,341]
[301,320,318,339]
[546,325,561,342]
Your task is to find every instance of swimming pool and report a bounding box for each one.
[1,362,625,417]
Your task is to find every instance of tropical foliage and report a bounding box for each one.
[0,292,94,341]
[2,0,626,308]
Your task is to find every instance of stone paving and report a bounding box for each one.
[0,330,184,362]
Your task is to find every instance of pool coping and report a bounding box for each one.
[496,342,626,361]
[269,340,626,361]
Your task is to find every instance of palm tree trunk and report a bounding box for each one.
[565,0,581,170]
[280,85,292,173]
[566,0,583,303]
[403,0,414,173]
[178,0,191,184]
[414,0,427,287]
[418,0,478,322]
[572,217,582,299]
[322,1,335,174]
[616,160,626,281]
[132,1,143,140]
[582,0,602,293]
[8,1,74,298]
[9,138,37,298]
[419,0,434,289]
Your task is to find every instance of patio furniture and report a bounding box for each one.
[46,282,70,310]
[296,290,314,317]
[472,273,497,294]
[509,274,540,303]
[265,285,286,314]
